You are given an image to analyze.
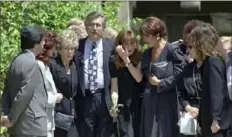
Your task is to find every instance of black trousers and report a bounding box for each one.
[79,90,114,137]
[54,121,79,137]
[115,100,140,137]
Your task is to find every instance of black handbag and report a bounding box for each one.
[150,61,173,79]
[55,98,75,131]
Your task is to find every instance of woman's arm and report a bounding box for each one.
[123,57,143,82]
[207,57,225,122]
[176,71,190,110]
[109,56,119,106]
[111,78,119,107]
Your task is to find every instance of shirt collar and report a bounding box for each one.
[86,38,102,47]
[25,49,36,59]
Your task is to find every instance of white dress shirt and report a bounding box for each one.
[84,39,104,89]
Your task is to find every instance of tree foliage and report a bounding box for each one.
[0,1,123,90]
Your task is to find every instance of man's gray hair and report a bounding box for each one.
[85,11,107,28]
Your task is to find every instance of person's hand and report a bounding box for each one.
[149,74,161,86]
[211,120,220,133]
[116,45,129,61]
[56,93,63,103]
[109,109,118,118]
[111,92,118,108]
[0,115,12,128]
[185,105,199,118]
[172,39,183,45]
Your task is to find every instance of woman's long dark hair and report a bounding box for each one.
[114,29,142,69]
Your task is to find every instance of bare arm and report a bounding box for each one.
[123,57,143,82]
[110,78,119,107]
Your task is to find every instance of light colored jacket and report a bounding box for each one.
[37,60,57,133]
[4,50,48,136]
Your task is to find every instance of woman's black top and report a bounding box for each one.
[177,61,203,110]
[109,55,141,107]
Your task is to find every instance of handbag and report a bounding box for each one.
[55,97,75,131]
[179,64,201,135]
[55,111,74,131]
[150,61,173,79]
[179,112,198,135]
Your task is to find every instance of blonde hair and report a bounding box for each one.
[102,28,118,39]
[67,18,85,28]
[56,29,79,50]
[220,36,232,52]
[67,25,87,39]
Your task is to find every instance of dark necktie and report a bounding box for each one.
[88,42,98,92]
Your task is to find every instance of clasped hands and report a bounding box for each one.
[0,115,12,128]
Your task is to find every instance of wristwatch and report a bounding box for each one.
[126,62,131,67]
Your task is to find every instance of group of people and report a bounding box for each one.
[0,11,232,137]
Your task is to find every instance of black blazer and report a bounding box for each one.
[49,55,78,115]
[177,62,202,110]
[199,56,232,136]
[74,37,114,109]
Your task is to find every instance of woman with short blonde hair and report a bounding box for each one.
[50,29,80,137]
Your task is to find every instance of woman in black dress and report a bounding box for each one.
[109,29,143,137]
[50,29,80,137]
[139,16,185,137]
[177,59,203,137]
[176,20,204,137]
[187,23,232,137]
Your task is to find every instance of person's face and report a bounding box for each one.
[59,46,76,62]
[221,40,232,52]
[35,39,45,54]
[122,40,136,56]
[142,34,159,48]
[85,17,104,41]
[188,45,197,60]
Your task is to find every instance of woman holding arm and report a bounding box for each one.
[109,29,142,137]
[139,17,185,137]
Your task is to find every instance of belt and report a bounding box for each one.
[85,88,104,95]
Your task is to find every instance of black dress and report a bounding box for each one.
[140,43,185,137]
[49,56,79,137]
[177,61,203,137]
[109,56,141,137]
